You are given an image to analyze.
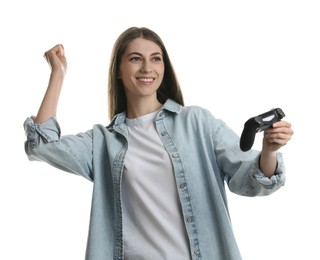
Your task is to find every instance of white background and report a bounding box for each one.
[1,0,319,259]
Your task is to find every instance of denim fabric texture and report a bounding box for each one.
[24,99,286,260]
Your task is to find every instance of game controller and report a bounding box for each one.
[239,108,285,152]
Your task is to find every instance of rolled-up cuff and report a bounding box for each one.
[252,152,286,189]
[24,117,61,148]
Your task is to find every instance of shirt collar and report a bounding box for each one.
[108,99,182,128]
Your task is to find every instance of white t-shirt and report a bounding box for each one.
[122,110,191,260]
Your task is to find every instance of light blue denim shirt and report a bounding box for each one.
[24,99,286,260]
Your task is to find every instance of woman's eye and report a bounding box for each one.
[130,57,141,62]
[153,56,162,62]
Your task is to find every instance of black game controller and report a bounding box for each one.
[240,108,285,152]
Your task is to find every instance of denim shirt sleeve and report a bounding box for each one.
[24,117,93,181]
[232,151,286,196]
[252,152,285,189]
[209,113,286,197]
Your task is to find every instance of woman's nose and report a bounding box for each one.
[140,61,152,73]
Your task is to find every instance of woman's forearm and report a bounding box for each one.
[34,71,65,124]
[259,151,277,178]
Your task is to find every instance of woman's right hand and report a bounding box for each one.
[43,44,67,75]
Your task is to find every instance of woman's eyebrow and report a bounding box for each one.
[151,51,162,56]
[127,52,142,57]
[127,51,162,57]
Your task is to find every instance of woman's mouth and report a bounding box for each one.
[137,77,155,83]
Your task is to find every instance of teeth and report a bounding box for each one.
[139,78,153,82]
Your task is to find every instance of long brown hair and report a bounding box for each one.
[108,27,184,120]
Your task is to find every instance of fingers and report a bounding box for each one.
[43,44,67,73]
[265,132,291,146]
[272,120,291,128]
[264,120,294,145]
[270,120,294,136]
[43,44,65,60]
[55,44,66,59]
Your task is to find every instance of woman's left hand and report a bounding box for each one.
[262,120,294,152]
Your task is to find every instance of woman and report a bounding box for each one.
[24,27,294,260]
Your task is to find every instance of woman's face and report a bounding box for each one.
[118,37,164,101]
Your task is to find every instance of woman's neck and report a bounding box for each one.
[126,97,162,119]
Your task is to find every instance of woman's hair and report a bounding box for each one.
[108,27,184,120]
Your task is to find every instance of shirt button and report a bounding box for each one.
[180,183,186,189]
[161,132,166,136]
[186,216,193,222]
[194,248,200,255]
[172,152,178,158]
[159,112,164,117]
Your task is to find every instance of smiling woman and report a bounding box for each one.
[108,27,184,121]
[23,26,293,260]
[118,38,165,118]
